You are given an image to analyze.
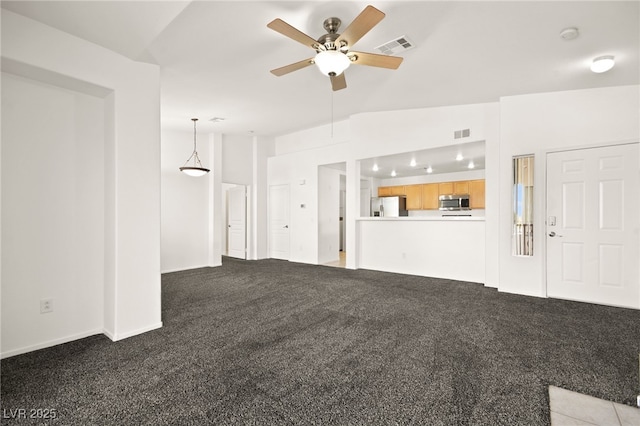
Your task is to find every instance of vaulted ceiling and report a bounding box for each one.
[2,1,638,137]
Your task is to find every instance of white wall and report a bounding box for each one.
[270,103,500,281]
[499,85,640,298]
[161,132,273,268]
[1,10,162,356]
[161,130,210,272]
[222,134,253,185]
[1,73,105,355]
[252,137,274,259]
[358,219,485,283]
[269,126,351,264]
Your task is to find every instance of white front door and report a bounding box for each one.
[227,185,246,259]
[269,184,290,260]
[546,143,639,308]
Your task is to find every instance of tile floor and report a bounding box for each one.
[549,386,640,426]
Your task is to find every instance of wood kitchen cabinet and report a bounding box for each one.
[438,182,453,195]
[377,186,392,196]
[378,185,406,197]
[453,181,470,194]
[469,179,485,209]
[421,183,439,209]
[405,185,422,210]
[377,180,484,210]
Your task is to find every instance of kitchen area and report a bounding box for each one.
[355,141,486,283]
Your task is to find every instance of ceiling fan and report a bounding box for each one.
[267,5,403,91]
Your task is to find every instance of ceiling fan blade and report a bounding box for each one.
[335,5,385,48]
[349,51,403,69]
[267,18,319,50]
[270,58,315,76]
[330,73,347,91]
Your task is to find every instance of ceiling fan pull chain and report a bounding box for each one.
[331,89,334,138]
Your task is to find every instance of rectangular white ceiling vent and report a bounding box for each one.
[375,35,415,55]
[454,129,471,139]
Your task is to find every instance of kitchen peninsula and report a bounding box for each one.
[357,215,485,283]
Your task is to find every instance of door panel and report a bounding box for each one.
[546,143,639,308]
[269,184,290,260]
[227,185,246,259]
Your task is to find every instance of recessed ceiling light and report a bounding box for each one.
[391,170,397,177]
[410,159,417,167]
[425,166,433,174]
[591,55,615,73]
[468,160,475,169]
[372,164,379,172]
[456,153,464,161]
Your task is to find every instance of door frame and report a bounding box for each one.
[268,183,290,260]
[543,140,640,307]
[226,184,247,259]
[222,183,251,259]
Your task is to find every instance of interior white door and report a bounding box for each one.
[269,184,290,260]
[546,143,639,308]
[227,185,246,259]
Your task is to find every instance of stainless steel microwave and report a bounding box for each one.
[439,194,470,211]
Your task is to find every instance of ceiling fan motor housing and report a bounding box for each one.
[317,17,348,52]
[323,17,341,34]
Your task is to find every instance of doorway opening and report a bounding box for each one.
[318,163,345,268]
[222,183,247,259]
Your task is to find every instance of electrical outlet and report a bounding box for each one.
[40,299,53,314]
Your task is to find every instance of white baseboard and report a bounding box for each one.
[109,322,163,341]
[1,322,163,358]
[103,327,116,341]
[0,328,103,359]
[161,264,210,274]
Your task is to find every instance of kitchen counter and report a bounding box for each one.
[357,216,484,221]
[357,217,485,283]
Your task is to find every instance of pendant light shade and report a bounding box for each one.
[180,118,210,177]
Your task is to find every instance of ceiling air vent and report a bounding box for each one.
[454,129,471,139]
[375,35,415,55]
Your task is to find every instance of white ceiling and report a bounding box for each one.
[2,0,638,141]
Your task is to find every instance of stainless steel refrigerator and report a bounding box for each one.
[371,196,408,217]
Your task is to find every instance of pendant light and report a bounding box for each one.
[179,118,210,177]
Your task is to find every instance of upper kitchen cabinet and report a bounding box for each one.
[405,185,422,210]
[469,179,485,209]
[421,183,439,210]
[453,181,470,195]
[438,182,453,195]
[378,185,406,197]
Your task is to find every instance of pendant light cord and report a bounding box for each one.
[193,118,198,152]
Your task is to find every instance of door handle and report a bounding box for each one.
[548,231,563,237]
[284,225,289,229]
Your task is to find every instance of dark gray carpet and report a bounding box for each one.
[2,257,639,425]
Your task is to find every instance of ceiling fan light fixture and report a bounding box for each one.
[314,50,351,76]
